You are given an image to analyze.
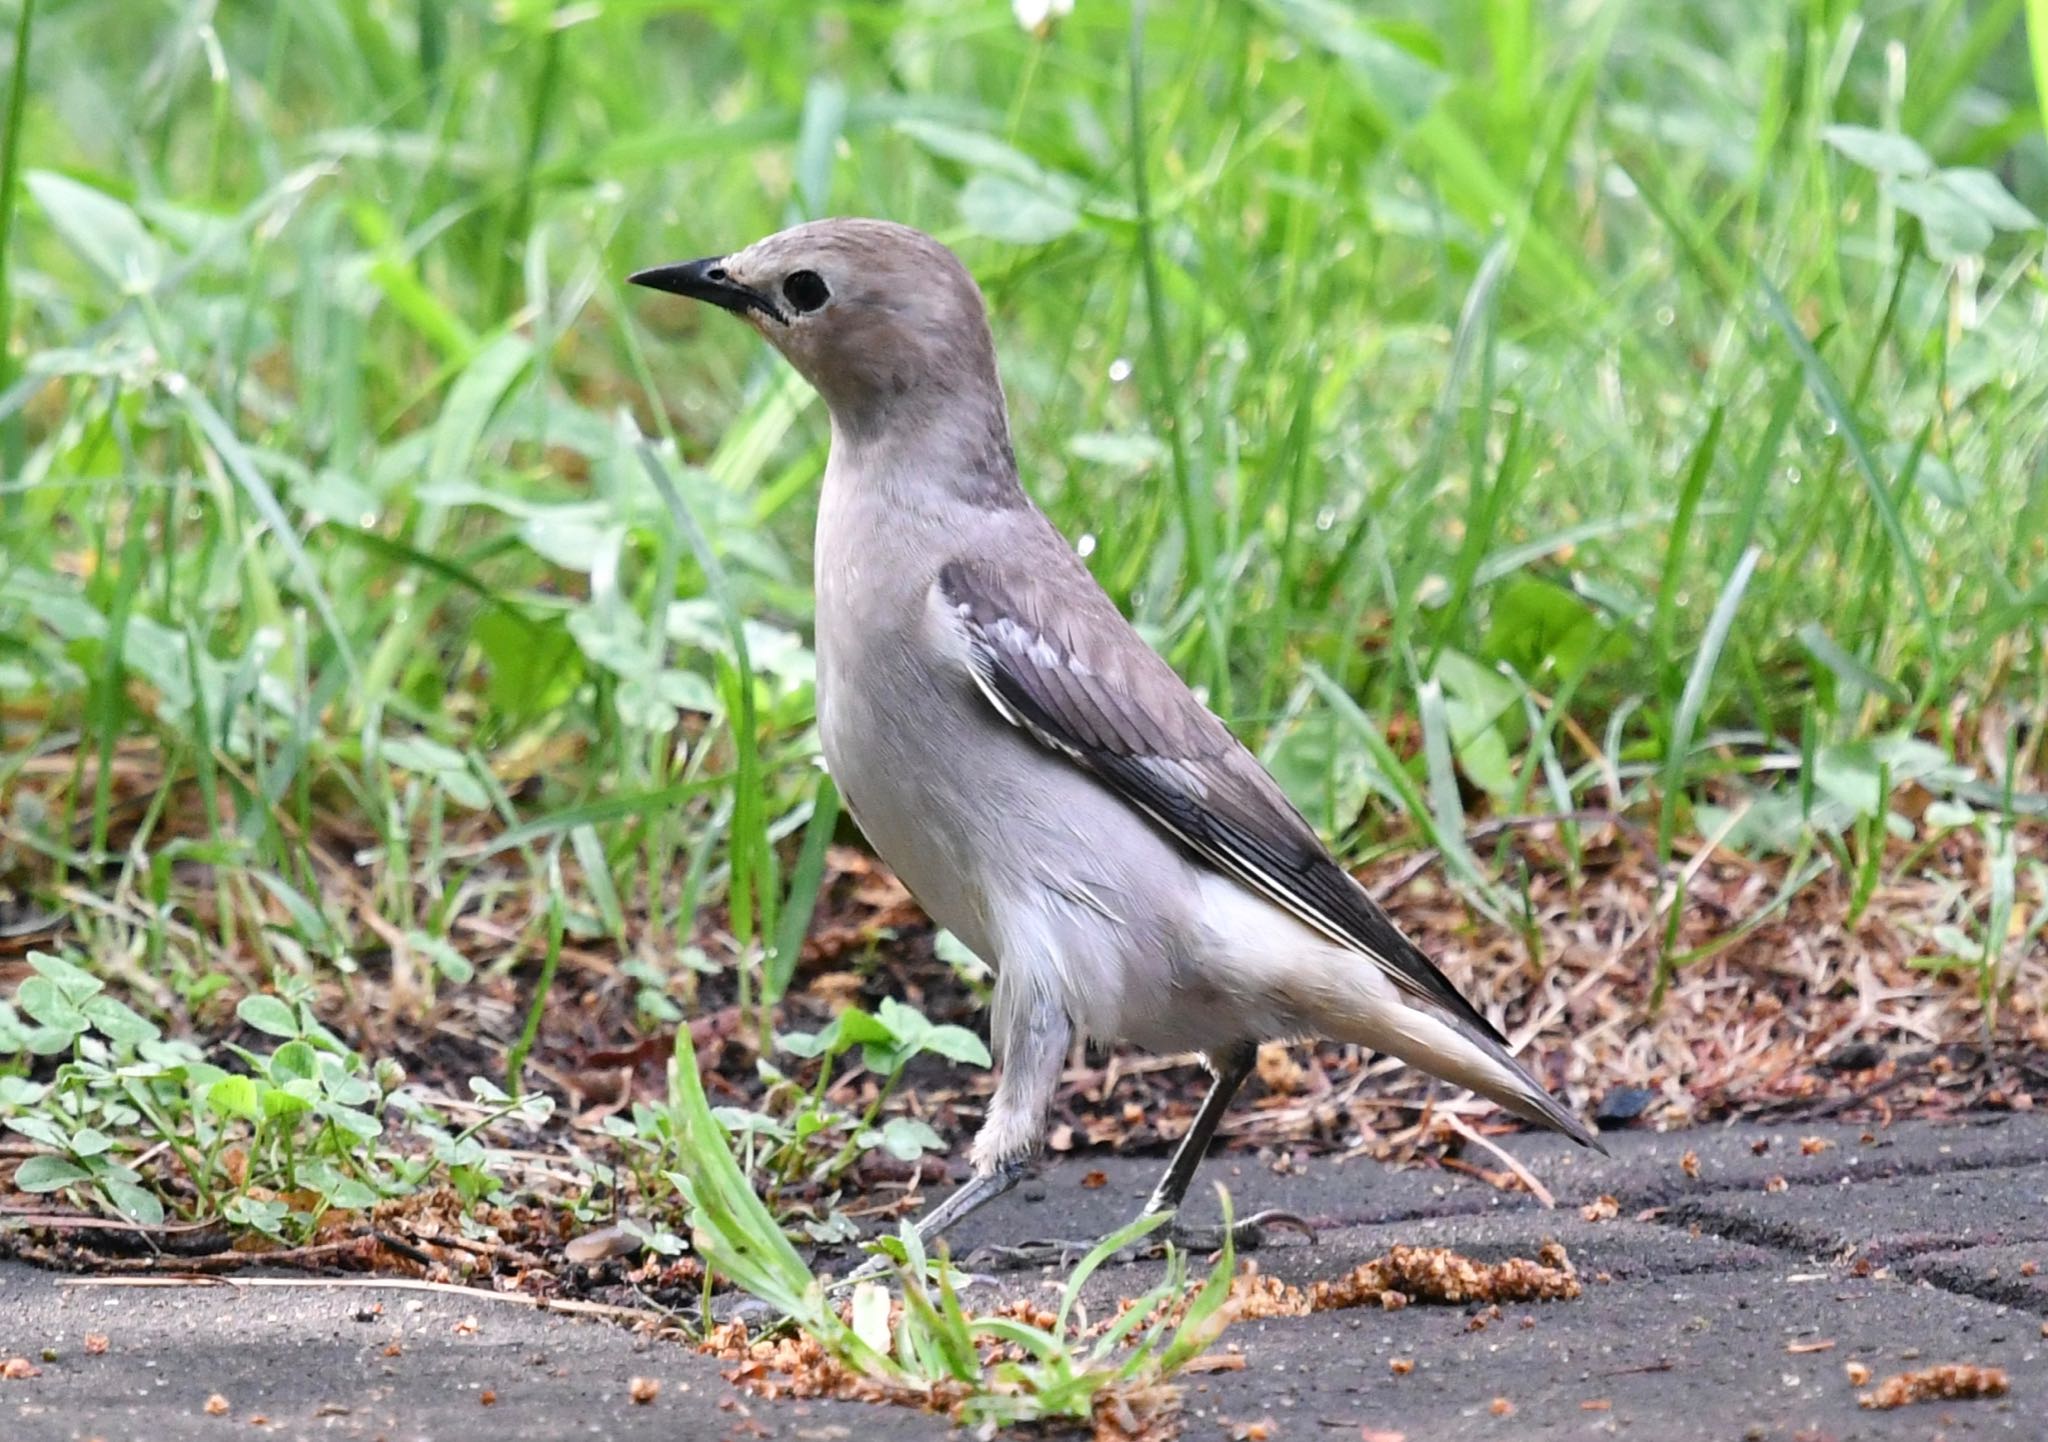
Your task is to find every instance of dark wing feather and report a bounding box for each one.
[938,557,1510,1051]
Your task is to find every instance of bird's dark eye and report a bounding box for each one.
[782,269,830,313]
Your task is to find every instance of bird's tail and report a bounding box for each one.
[1187,870,1602,1151]
[1330,1000,1607,1155]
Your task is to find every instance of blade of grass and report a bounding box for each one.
[663,1028,900,1378]
[1650,406,1724,675]
[1656,544,1763,859]
[1128,0,1229,707]
[0,0,35,482]
[763,772,840,1007]
[1760,278,1939,655]
[638,441,773,1013]
[1654,544,1762,991]
[2030,0,2048,146]
[170,380,361,684]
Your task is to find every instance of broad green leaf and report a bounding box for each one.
[322,1177,381,1210]
[1923,799,1977,831]
[1814,737,1970,818]
[206,1075,264,1122]
[931,930,990,983]
[517,515,622,572]
[327,1107,382,1141]
[24,1026,80,1055]
[1821,124,1933,176]
[27,170,165,287]
[13,1155,92,1192]
[261,1086,314,1121]
[69,1126,114,1157]
[874,997,931,1047]
[877,1116,945,1162]
[427,332,534,487]
[79,995,159,1047]
[1795,622,1909,706]
[267,1039,319,1083]
[408,932,475,985]
[6,1115,71,1150]
[0,1076,46,1108]
[1251,0,1447,127]
[895,119,1050,184]
[16,978,87,1036]
[958,173,1079,245]
[1938,168,2041,231]
[1068,432,1169,471]
[851,1282,892,1357]
[800,1006,896,1058]
[382,736,490,809]
[919,1025,992,1068]
[1433,650,1522,798]
[236,994,302,1039]
[28,950,104,1001]
[1888,175,1994,259]
[100,1176,165,1226]
[473,610,582,718]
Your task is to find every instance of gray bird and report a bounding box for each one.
[630,219,1601,1261]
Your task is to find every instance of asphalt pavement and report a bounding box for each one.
[5,1114,2043,1440]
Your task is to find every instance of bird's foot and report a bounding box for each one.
[965,1236,1112,1271]
[965,1208,1316,1272]
[705,1290,787,1327]
[1162,1207,1317,1253]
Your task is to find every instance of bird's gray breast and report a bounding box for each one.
[812,503,1014,959]
[809,480,1200,1050]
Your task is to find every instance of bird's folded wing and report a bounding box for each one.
[937,557,1510,1051]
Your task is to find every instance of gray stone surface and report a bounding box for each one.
[1902,1243,2048,1312]
[1513,1111,2048,1209]
[940,1137,1548,1258]
[8,1115,2048,1441]
[1670,1165,2048,1265]
[939,1113,2048,1250]
[0,1267,952,1442]
[1179,1267,2041,1440]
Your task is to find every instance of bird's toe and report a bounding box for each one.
[965,1237,1104,1271]
[1168,1207,1316,1253]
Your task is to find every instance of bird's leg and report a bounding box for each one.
[1140,1042,1313,1251]
[834,992,1071,1287]
[977,1042,1313,1272]
[902,1159,1027,1244]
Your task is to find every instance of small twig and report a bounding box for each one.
[58,1273,679,1327]
[371,1230,438,1268]
[0,1209,217,1236]
[1440,1112,1555,1208]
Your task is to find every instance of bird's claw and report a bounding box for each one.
[1165,1207,1317,1253]
[705,1291,784,1327]
[964,1209,1317,1272]
[965,1237,1109,1270]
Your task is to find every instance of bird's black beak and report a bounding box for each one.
[627,257,786,325]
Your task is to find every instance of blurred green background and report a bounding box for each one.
[1,0,2046,1234]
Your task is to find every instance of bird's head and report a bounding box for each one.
[630,218,1001,437]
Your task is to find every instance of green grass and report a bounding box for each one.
[669,1025,1233,1427]
[2,0,2047,1277]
